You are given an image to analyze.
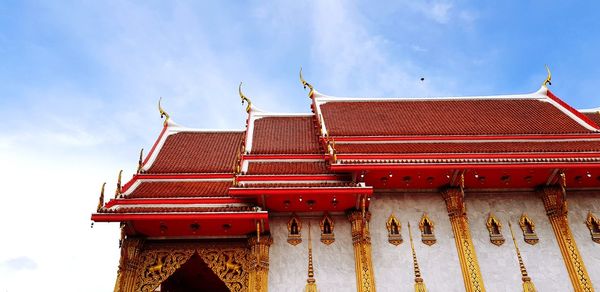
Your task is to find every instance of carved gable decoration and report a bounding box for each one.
[419,213,436,246]
[486,213,505,246]
[287,214,302,246]
[386,214,403,245]
[320,213,335,245]
[519,214,539,245]
[585,212,600,244]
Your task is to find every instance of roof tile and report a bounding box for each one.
[246,161,329,174]
[147,132,244,173]
[320,99,592,136]
[251,117,321,154]
[128,181,232,198]
[583,112,600,128]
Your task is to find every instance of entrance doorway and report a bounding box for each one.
[159,254,229,292]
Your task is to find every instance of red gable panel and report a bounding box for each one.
[146,132,244,173]
[251,116,321,154]
[320,99,592,136]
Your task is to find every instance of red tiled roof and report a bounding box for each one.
[147,132,244,173]
[319,99,592,136]
[583,112,600,128]
[251,117,322,154]
[246,161,329,174]
[128,181,232,198]
[335,141,600,154]
[100,206,254,213]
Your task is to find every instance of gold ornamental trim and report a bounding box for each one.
[486,213,505,246]
[114,239,272,292]
[441,187,486,292]
[386,214,403,246]
[348,210,376,292]
[540,186,594,292]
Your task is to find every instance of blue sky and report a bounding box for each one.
[1,1,599,291]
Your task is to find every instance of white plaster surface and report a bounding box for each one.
[567,190,600,290]
[267,190,599,292]
[466,191,571,292]
[268,215,357,292]
[370,192,464,292]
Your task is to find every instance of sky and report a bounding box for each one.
[1,1,599,291]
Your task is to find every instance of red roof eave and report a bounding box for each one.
[330,162,600,171]
[91,212,269,222]
[229,187,373,196]
[103,197,252,209]
[322,133,600,142]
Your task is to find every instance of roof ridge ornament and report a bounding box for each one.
[239,82,252,113]
[115,170,123,198]
[137,148,144,174]
[158,97,170,126]
[542,64,552,87]
[299,67,314,98]
[97,182,106,211]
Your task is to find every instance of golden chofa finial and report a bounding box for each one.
[542,64,552,87]
[137,148,144,174]
[299,67,314,98]
[115,170,123,198]
[239,82,252,113]
[158,97,170,126]
[97,182,106,211]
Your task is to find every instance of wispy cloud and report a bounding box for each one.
[2,257,38,271]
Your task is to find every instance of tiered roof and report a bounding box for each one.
[93,123,268,238]
[92,82,600,238]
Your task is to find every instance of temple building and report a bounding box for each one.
[92,70,600,292]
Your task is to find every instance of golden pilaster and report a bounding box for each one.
[540,186,594,292]
[348,210,376,292]
[114,238,143,292]
[441,187,486,292]
[248,235,273,292]
[508,222,537,292]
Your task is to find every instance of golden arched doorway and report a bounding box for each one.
[114,237,271,292]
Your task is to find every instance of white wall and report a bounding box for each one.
[268,215,357,292]
[369,192,464,292]
[267,189,600,292]
[567,190,600,290]
[466,191,571,292]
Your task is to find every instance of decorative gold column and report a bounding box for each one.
[347,210,376,292]
[114,237,144,292]
[540,186,594,292]
[441,187,486,292]
[248,235,273,292]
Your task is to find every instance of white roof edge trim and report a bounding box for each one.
[579,107,600,113]
[141,123,244,172]
[538,86,600,132]
[312,89,545,104]
[245,109,257,155]
[312,90,329,136]
[252,112,313,118]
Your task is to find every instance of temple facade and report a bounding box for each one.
[92,73,600,292]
